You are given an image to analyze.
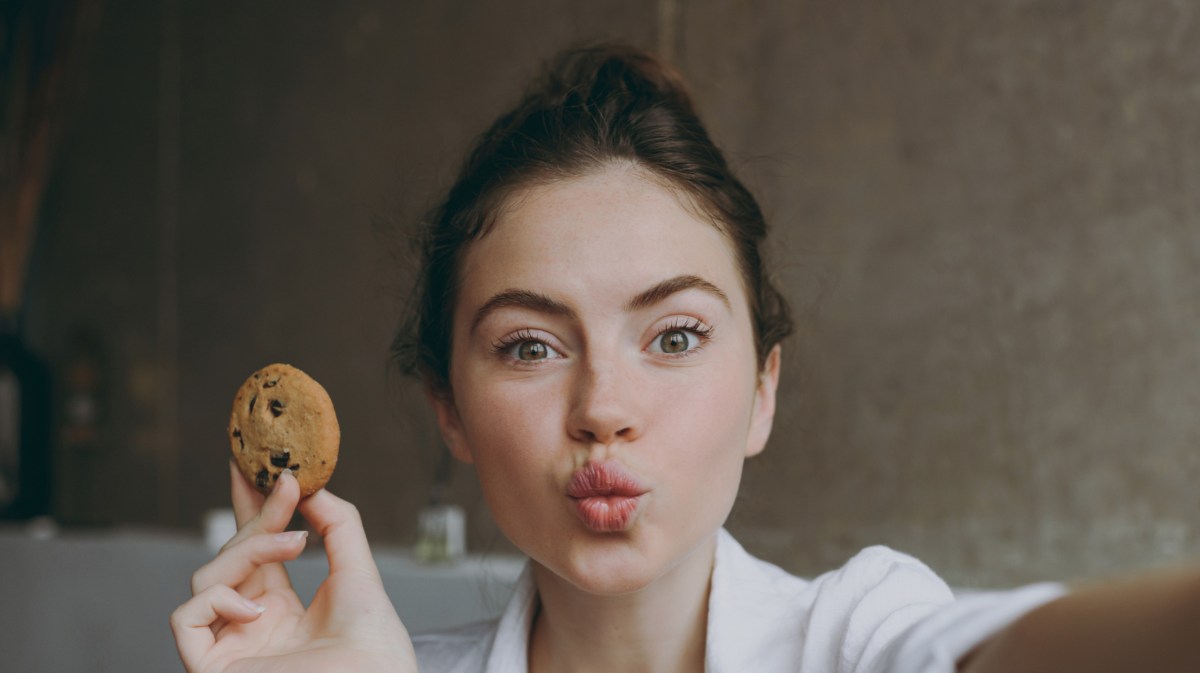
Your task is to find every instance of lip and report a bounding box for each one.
[567,462,649,533]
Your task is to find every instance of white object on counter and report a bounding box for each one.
[203,508,237,552]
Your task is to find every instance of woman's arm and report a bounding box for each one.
[961,565,1200,673]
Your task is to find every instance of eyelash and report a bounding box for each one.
[490,329,543,361]
[490,319,716,365]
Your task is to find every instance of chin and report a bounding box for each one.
[561,558,661,596]
[550,529,675,595]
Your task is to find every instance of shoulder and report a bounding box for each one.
[719,536,953,617]
[807,547,1067,673]
[411,619,497,673]
[713,533,1064,673]
[805,545,956,672]
[706,533,955,673]
[810,544,955,608]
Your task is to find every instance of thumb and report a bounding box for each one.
[297,489,381,583]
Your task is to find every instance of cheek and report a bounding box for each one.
[456,374,566,479]
[453,374,573,553]
[649,362,757,480]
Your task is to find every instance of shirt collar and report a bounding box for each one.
[483,563,538,673]
[482,529,805,673]
[705,528,811,672]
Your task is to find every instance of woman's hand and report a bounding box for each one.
[170,462,417,673]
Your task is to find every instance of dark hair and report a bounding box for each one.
[393,43,792,397]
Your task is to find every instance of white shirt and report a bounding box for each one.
[413,529,1064,673]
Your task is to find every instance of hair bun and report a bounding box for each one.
[535,42,697,117]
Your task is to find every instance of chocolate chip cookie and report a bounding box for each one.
[228,363,340,497]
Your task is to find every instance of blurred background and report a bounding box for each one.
[3,2,1200,663]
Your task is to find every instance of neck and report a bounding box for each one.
[528,533,717,673]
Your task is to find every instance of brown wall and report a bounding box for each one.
[25,0,1200,587]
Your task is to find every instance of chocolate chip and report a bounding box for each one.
[255,469,269,489]
[263,379,278,388]
[270,451,291,467]
[249,394,257,414]
[232,428,241,437]
[269,399,285,417]
[289,463,300,471]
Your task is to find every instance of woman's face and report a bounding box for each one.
[431,164,780,595]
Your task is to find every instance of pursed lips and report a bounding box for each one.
[566,461,650,532]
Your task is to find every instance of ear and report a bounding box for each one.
[744,344,781,458]
[426,386,474,464]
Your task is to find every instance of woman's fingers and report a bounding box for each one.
[298,490,405,631]
[224,467,301,551]
[215,465,303,595]
[170,584,266,667]
[191,530,309,596]
[298,489,381,583]
[229,459,265,529]
[229,461,298,534]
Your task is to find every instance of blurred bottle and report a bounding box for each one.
[415,482,465,564]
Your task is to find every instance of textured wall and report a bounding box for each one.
[679,1,1200,586]
[25,1,1200,588]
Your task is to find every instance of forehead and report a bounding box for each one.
[456,166,746,316]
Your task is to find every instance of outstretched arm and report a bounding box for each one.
[962,565,1200,673]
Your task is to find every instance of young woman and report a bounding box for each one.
[171,44,1200,673]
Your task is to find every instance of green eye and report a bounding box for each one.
[659,330,690,354]
[518,341,549,360]
[496,332,562,364]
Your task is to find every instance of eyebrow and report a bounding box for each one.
[624,274,731,313]
[470,289,578,335]
[469,274,731,335]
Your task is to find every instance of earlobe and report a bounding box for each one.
[427,387,475,464]
[745,344,782,458]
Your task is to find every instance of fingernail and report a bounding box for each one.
[242,597,266,614]
[275,531,307,544]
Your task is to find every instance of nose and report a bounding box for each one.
[567,355,642,446]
